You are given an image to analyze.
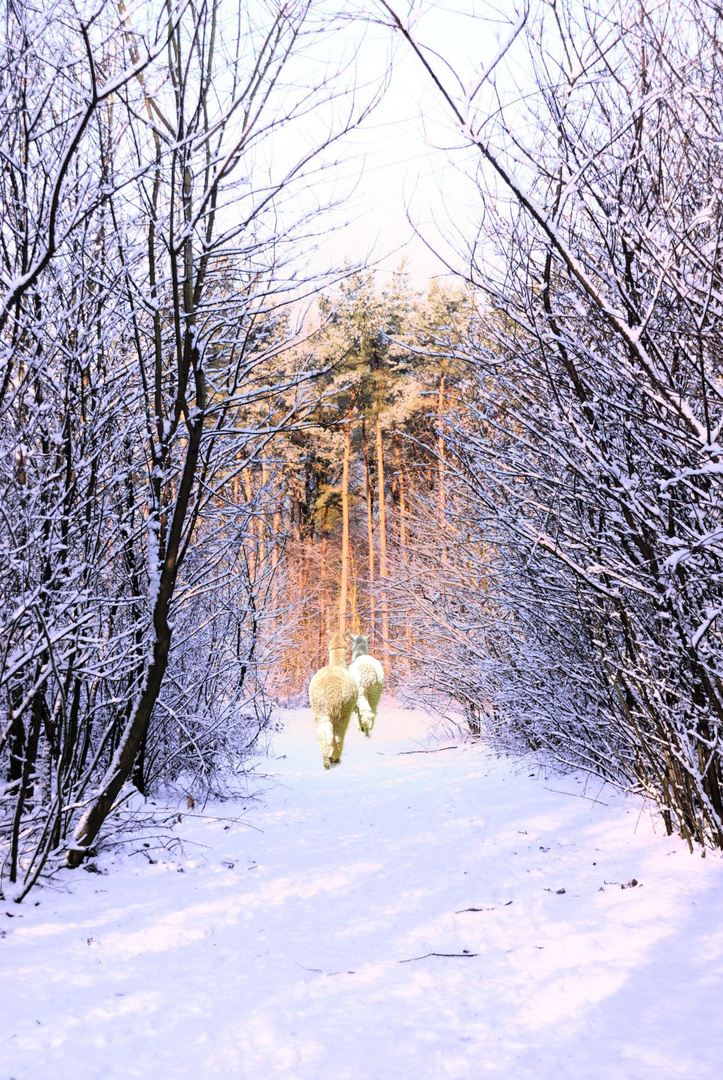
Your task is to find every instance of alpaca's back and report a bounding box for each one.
[309,665,357,721]
[308,632,358,768]
[348,655,384,705]
[348,638,384,735]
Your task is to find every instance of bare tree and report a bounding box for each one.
[0,0,382,896]
[382,0,723,848]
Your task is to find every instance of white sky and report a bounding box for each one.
[113,0,531,297]
[307,0,526,289]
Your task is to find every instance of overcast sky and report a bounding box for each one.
[309,1,523,288]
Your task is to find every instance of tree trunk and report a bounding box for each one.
[437,375,446,528]
[437,375,448,571]
[243,467,256,583]
[67,623,172,866]
[395,433,407,552]
[376,412,390,657]
[339,421,351,633]
[320,504,329,654]
[395,434,412,656]
[362,418,375,639]
[259,457,268,569]
[270,482,282,623]
[9,688,45,883]
[66,371,205,866]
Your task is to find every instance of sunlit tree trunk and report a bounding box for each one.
[437,374,446,528]
[339,421,351,633]
[436,375,449,573]
[350,553,359,632]
[270,481,282,620]
[395,433,412,656]
[376,412,390,656]
[395,433,407,552]
[243,468,257,583]
[259,457,268,569]
[362,418,376,638]
[320,504,329,651]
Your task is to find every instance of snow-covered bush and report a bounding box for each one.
[388,0,723,849]
[0,0,378,898]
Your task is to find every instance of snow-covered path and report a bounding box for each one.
[2,704,723,1080]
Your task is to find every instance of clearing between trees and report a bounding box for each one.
[2,704,722,1080]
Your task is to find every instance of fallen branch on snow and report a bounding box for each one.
[395,745,459,756]
[398,950,478,963]
[456,901,513,912]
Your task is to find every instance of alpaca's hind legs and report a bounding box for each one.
[356,699,374,736]
[329,718,352,765]
[317,718,346,768]
[316,717,335,770]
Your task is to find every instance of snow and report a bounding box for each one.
[2,703,723,1080]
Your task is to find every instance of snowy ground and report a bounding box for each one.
[2,703,723,1080]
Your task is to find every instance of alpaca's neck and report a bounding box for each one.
[329,647,347,668]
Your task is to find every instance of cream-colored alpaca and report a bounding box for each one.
[308,632,358,769]
[348,633,384,736]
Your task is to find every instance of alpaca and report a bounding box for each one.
[348,633,384,736]
[308,632,358,769]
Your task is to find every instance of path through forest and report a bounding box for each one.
[2,704,723,1079]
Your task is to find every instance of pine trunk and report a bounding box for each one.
[395,434,407,552]
[376,413,390,657]
[362,419,376,639]
[395,434,412,656]
[320,505,329,654]
[339,421,351,633]
[437,375,446,527]
[243,468,257,583]
[259,457,268,569]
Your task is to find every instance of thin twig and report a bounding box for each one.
[396,745,459,756]
[294,961,356,975]
[544,786,608,805]
[398,951,479,963]
[456,901,512,913]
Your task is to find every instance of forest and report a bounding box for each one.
[3,0,723,904]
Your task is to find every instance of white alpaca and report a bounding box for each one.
[308,632,358,769]
[348,633,384,736]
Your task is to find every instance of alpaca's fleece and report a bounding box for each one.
[348,654,384,736]
[308,660,358,770]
